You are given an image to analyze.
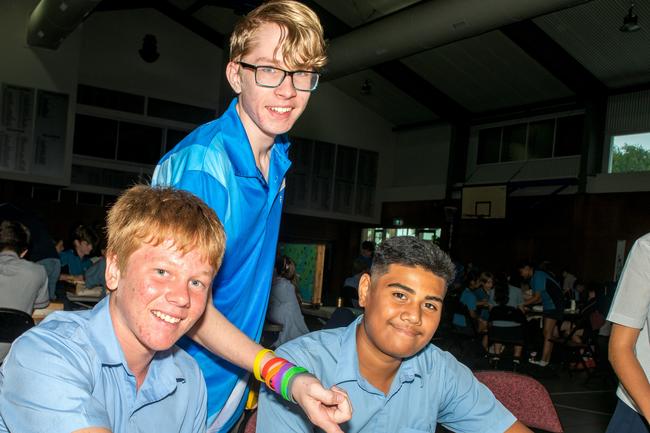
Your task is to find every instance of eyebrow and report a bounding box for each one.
[387,282,444,303]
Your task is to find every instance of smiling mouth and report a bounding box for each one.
[152,310,181,324]
[269,106,292,113]
[391,324,419,337]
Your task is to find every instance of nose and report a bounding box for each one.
[274,73,297,98]
[165,281,190,308]
[400,304,422,325]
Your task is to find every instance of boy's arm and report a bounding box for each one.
[505,421,533,432]
[189,302,351,433]
[609,323,650,419]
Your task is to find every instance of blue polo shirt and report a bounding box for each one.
[152,97,291,430]
[0,297,206,433]
[530,270,560,311]
[59,248,93,276]
[258,316,516,433]
[453,287,478,327]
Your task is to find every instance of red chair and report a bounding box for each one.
[474,370,563,433]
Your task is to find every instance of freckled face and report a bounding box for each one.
[358,264,446,361]
[106,240,215,357]
[226,22,312,145]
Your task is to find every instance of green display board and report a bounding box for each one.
[278,243,325,304]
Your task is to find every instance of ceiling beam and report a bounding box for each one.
[302,0,469,123]
[96,0,227,48]
[500,20,607,96]
[154,1,227,48]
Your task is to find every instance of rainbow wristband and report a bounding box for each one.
[261,357,285,380]
[281,366,309,402]
[265,361,287,391]
[253,349,274,381]
[270,362,294,393]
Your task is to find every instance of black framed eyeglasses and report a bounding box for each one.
[237,61,320,92]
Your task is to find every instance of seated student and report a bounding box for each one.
[58,224,98,285]
[0,185,227,432]
[452,270,481,333]
[0,220,49,361]
[258,236,532,433]
[488,277,526,365]
[267,255,309,347]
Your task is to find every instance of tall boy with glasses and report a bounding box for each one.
[152,2,351,433]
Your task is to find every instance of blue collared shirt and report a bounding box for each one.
[0,297,206,433]
[258,316,516,433]
[152,97,291,430]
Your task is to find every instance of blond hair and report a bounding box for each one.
[229,0,327,70]
[106,185,226,273]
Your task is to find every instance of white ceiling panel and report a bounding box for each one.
[402,30,574,113]
[535,0,650,88]
[329,69,438,125]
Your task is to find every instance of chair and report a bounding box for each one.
[0,308,35,343]
[474,370,563,433]
[549,308,600,379]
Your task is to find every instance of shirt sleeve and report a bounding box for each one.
[256,346,315,433]
[530,272,545,294]
[0,328,111,433]
[437,353,516,433]
[461,290,477,311]
[152,147,230,225]
[608,237,650,329]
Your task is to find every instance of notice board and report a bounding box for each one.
[278,243,325,305]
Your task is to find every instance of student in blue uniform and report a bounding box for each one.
[258,237,532,433]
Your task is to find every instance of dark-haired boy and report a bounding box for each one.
[258,236,531,433]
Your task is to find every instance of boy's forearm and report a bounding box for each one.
[609,324,650,419]
[505,420,533,433]
[187,303,270,370]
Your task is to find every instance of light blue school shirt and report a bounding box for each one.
[453,287,478,327]
[258,316,516,433]
[0,297,207,433]
[152,97,291,431]
[530,270,559,311]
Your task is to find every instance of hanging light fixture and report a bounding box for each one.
[620,2,641,32]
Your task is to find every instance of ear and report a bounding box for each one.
[105,254,121,292]
[358,273,371,308]
[19,249,28,258]
[226,61,243,94]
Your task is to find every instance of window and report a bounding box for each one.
[476,114,583,164]
[610,132,650,173]
[361,227,441,245]
[477,128,501,164]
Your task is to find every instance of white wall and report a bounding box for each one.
[79,9,224,109]
[0,0,82,185]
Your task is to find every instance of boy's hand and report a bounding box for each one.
[291,374,352,433]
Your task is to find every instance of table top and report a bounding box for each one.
[32,301,64,324]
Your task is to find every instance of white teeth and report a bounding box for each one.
[152,310,181,324]
[270,107,291,113]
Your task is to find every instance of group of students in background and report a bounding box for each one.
[449,261,614,369]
